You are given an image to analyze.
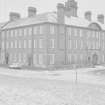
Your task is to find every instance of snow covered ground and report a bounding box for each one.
[0,66,104,105]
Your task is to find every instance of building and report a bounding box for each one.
[0,0,105,68]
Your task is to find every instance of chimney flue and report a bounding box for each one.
[97,14,104,24]
[28,7,37,17]
[9,12,20,21]
[85,11,92,21]
[57,3,65,24]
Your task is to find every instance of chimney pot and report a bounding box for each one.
[9,12,20,21]
[57,3,65,24]
[28,7,37,17]
[85,11,92,21]
[97,14,104,24]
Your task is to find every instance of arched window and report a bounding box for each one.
[88,23,102,30]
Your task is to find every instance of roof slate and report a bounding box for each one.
[1,12,105,31]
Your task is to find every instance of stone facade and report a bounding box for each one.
[0,0,105,68]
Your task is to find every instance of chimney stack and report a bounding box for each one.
[97,14,104,24]
[85,11,92,21]
[9,12,20,21]
[28,7,37,17]
[57,3,65,24]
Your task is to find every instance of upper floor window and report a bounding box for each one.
[49,39,55,49]
[39,39,44,48]
[67,27,71,36]
[14,29,18,37]
[28,40,31,48]
[15,40,17,48]
[19,41,21,48]
[23,28,27,36]
[6,42,9,49]
[28,27,32,35]
[18,29,22,36]
[33,26,38,34]
[2,41,5,49]
[24,40,26,48]
[50,25,55,34]
[11,41,14,48]
[6,31,9,38]
[68,40,72,49]
[39,25,43,34]
[1,31,5,39]
[34,40,37,48]
[80,29,83,37]
[10,30,14,37]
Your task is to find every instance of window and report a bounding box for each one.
[67,27,71,37]
[80,30,82,37]
[33,26,38,34]
[18,29,22,36]
[39,26,43,34]
[10,30,14,37]
[49,54,55,65]
[75,40,78,49]
[11,41,13,48]
[51,39,55,48]
[68,54,71,64]
[28,27,32,35]
[1,31,5,39]
[80,40,83,49]
[23,28,27,36]
[14,30,18,37]
[50,25,55,34]
[49,39,55,49]
[33,54,37,65]
[6,42,9,49]
[2,41,5,49]
[34,40,37,48]
[28,40,31,48]
[39,54,43,65]
[23,54,27,64]
[39,39,43,48]
[19,41,21,48]
[18,53,22,62]
[76,29,80,37]
[96,32,98,39]
[6,31,9,38]
[71,28,75,36]
[14,53,17,62]
[68,40,72,49]
[24,40,27,48]
[15,40,17,48]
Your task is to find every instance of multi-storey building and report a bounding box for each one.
[1,0,105,68]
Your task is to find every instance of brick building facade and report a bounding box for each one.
[0,0,105,68]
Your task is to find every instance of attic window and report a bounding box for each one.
[88,23,102,30]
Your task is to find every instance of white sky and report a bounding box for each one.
[0,0,105,22]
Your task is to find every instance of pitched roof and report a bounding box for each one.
[2,12,57,29]
[0,22,7,29]
[65,16,105,30]
[2,11,105,31]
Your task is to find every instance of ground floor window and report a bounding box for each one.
[48,54,55,65]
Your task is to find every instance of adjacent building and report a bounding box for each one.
[1,0,105,68]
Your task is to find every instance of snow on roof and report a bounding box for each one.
[65,16,105,30]
[0,22,7,29]
[3,12,57,29]
[65,16,90,27]
[2,12,105,31]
